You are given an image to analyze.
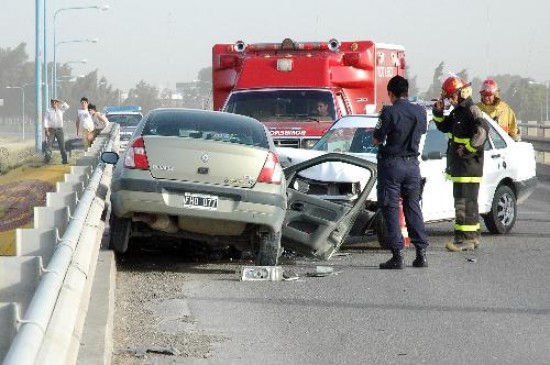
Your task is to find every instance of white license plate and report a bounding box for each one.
[183,192,218,210]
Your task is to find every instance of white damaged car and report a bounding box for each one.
[277,114,538,246]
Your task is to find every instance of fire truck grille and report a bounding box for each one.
[274,139,301,148]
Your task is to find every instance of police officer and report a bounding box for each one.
[433,76,489,251]
[373,75,429,269]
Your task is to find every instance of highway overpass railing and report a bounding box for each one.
[0,124,119,364]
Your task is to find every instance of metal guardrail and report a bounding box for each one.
[0,124,119,364]
[519,122,550,154]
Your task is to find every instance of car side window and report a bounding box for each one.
[422,122,448,157]
[488,124,507,150]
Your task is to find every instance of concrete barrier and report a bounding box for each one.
[0,256,43,314]
[0,303,19,361]
[46,191,78,216]
[34,206,70,237]
[15,228,58,266]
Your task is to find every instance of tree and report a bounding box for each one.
[420,61,445,100]
[125,81,160,113]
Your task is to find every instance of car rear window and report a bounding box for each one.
[142,110,270,148]
[107,114,142,126]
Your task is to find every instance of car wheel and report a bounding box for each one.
[256,231,281,266]
[109,215,131,253]
[374,210,389,249]
[483,185,517,234]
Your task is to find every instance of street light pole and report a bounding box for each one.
[35,0,43,153]
[52,5,109,98]
[53,38,98,98]
[546,81,549,122]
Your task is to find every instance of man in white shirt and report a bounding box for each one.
[75,97,94,149]
[43,98,69,164]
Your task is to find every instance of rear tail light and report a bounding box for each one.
[257,152,283,184]
[124,137,149,170]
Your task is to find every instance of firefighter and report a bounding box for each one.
[373,75,429,269]
[433,76,489,251]
[477,79,520,141]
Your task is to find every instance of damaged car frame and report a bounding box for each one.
[101,108,377,265]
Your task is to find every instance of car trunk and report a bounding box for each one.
[143,137,269,188]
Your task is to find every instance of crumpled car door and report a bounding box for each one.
[282,153,377,259]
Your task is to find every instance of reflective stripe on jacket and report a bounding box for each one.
[432,97,489,181]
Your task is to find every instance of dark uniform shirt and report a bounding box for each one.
[373,98,427,158]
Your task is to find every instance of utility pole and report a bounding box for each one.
[35,0,43,153]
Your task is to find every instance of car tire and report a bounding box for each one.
[482,185,517,234]
[374,210,389,249]
[256,231,281,266]
[109,215,131,253]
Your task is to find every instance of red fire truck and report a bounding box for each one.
[212,38,406,148]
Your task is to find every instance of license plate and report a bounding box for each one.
[183,192,218,210]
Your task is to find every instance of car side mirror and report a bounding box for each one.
[422,151,444,160]
[101,151,120,165]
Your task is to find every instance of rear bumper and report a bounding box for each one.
[110,177,286,232]
[515,176,538,204]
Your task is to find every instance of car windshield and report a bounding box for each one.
[224,89,336,122]
[142,110,270,148]
[313,126,379,154]
[107,114,142,126]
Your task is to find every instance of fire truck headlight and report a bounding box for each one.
[277,58,293,72]
[302,139,318,149]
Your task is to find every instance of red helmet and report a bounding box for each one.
[480,79,498,97]
[441,76,469,97]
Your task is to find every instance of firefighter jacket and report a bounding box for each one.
[432,97,489,183]
[477,98,519,141]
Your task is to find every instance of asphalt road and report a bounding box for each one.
[111,178,550,365]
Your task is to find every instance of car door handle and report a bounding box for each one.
[291,202,305,211]
[491,154,501,159]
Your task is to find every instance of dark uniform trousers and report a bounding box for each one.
[377,156,429,250]
[453,182,480,244]
[44,127,67,164]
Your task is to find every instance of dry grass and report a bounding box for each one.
[0,137,41,174]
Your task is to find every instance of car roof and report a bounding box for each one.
[330,114,379,129]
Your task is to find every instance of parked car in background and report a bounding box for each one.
[277,113,538,246]
[101,109,378,264]
[103,106,143,151]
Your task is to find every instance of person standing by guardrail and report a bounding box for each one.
[477,79,520,141]
[75,97,95,149]
[43,98,69,164]
[87,104,109,145]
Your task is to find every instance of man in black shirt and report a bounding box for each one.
[373,75,429,269]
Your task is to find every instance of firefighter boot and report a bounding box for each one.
[445,241,475,252]
[379,249,404,270]
[412,248,428,268]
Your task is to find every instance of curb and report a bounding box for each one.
[77,250,116,365]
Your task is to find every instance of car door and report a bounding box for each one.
[419,122,455,221]
[282,153,377,259]
[479,120,510,213]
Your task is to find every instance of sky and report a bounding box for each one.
[3,0,550,93]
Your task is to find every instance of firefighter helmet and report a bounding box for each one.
[441,76,470,98]
[480,79,499,97]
